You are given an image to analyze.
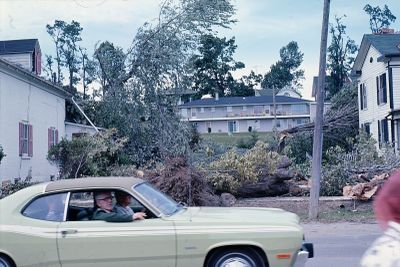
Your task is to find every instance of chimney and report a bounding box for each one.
[378,28,395,34]
[215,92,219,101]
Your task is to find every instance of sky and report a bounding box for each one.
[1,0,399,100]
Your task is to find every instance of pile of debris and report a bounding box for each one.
[343,172,390,200]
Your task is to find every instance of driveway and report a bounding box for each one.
[303,222,382,267]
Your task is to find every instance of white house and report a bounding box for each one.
[351,32,400,149]
[0,39,98,184]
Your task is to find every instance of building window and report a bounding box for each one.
[360,83,367,110]
[376,73,387,105]
[228,121,237,133]
[200,107,205,113]
[48,128,59,150]
[227,106,233,112]
[291,104,308,115]
[254,106,263,115]
[378,119,389,147]
[361,123,371,135]
[19,122,33,157]
[242,106,247,111]
[211,107,215,113]
[191,108,197,117]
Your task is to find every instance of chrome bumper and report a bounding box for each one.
[293,242,313,267]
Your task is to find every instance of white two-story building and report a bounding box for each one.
[178,94,314,133]
[0,39,97,184]
[351,32,400,149]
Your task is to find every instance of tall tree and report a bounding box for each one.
[230,71,262,97]
[79,47,96,99]
[326,15,357,98]
[89,0,236,166]
[261,41,304,92]
[46,20,66,84]
[93,41,126,98]
[261,41,304,127]
[46,20,83,91]
[60,20,83,92]
[190,34,245,97]
[364,4,396,33]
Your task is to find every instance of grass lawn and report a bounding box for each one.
[201,132,274,147]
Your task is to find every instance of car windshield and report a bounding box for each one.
[134,183,181,216]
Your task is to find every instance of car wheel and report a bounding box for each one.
[207,248,265,267]
[0,256,12,267]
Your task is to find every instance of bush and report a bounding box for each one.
[145,157,217,206]
[236,132,259,149]
[0,180,36,199]
[205,141,279,194]
[47,129,127,179]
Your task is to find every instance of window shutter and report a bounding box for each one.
[55,129,59,144]
[382,74,387,103]
[19,122,23,156]
[28,124,33,157]
[376,77,380,105]
[359,84,364,110]
[48,128,52,150]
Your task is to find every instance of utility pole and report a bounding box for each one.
[309,0,330,219]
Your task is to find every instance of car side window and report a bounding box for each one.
[22,193,68,222]
[67,192,95,221]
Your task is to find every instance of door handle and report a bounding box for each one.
[60,229,78,237]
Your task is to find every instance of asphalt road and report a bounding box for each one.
[303,223,382,267]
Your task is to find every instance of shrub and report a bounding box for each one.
[236,131,259,149]
[0,180,36,199]
[47,129,127,179]
[205,141,280,194]
[145,157,217,206]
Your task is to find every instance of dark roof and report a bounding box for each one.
[179,95,310,107]
[0,39,38,54]
[352,33,400,76]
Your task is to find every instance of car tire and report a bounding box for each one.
[0,256,12,267]
[207,248,265,267]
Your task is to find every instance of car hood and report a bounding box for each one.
[167,206,300,227]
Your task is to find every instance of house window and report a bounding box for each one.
[291,104,308,115]
[378,119,389,147]
[191,108,197,117]
[48,128,59,150]
[211,107,215,113]
[276,119,281,128]
[376,73,387,105]
[242,106,247,111]
[200,107,205,113]
[228,121,237,133]
[227,106,233,112]
[254,106,263,115]
[359,83,367,110]
[361,123,371,135]
[19,122,33,157]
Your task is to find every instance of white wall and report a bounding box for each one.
[65,122,98,140]
[0,68,65,183]
[358,46,392,146]
[0,53,32,72]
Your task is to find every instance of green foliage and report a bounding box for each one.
[47,129,127,179]
[188,123,202,150]
[205,142,279,193]
[236,131,259,149]
[284,132,313,164]
[0,180,37,199]
[0,145,5,164]
[327,16,358,98]
[46,20,83,91]
[190,34,245,97]
[262,41,304,92]
[364,4,397,33]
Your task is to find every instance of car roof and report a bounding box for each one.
[44,177,145,193]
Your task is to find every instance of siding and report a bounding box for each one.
[358,46,392,147]
[0,53,32,72]
[0,69,65,182]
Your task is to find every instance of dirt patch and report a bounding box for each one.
[234,196,375,223]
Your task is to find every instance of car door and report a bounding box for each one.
[57,219,176,267]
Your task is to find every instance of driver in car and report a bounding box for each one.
[92,191,146,222]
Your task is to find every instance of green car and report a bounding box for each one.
[0,177,313,267]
